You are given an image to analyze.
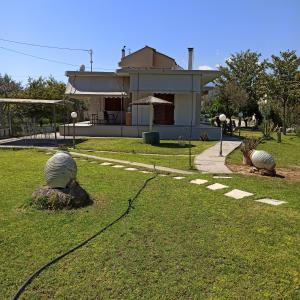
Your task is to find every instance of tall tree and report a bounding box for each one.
[216,50,268,127]
[216,79,248,130]
[17,76,66,123]
[0,74,23,127]
[268,50,300,134]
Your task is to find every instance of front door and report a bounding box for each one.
[153,93,174,125]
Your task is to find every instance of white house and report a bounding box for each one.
[61,46,220,139]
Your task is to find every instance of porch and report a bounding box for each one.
[59,121,221,140]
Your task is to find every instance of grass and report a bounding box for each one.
[228,130,300,168]
[73,151,195,170]
[71,138,216,170]
[1,149,300,299]
[75,137,216,155]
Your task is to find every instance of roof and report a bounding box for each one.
[0,98,72,105]
[119,45,183,70]
[131,96,173,105]
[123,46,177,63]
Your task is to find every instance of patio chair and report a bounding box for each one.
[98,111,107,124]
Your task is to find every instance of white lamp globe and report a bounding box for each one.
[219,114,226,122]
[238,112,243,118]
[71,111,78,119]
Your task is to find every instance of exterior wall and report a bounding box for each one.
[59,123,221,140]
[119,47,154,68]
[86,97,126,124]
[153,52,176,69]
[174,93,193,126]
[131,92,150,125]
[130,91,201,127]
[119,46,176,69]
[129,73,201,93]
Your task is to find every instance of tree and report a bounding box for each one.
[216,79,248,131]
[216,50,268,127]
[0,74,23,128]
[268,50,300,134]
[16,76,66,124]
[0,74,23,98]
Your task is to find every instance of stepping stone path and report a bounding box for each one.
[207,183,228,190]
[72,156,286,208]
[224,189,253,199]
[255,198,286,206]
[190,179,208,185]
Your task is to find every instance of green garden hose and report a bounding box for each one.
[12,174,157,300]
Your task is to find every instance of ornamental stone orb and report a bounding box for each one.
[45,151,77,188]
[250,150,276,171]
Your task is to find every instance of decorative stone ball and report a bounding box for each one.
[45,151,77,188]
[250,150,276,171]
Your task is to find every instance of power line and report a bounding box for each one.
[0,37,89,52]
[0,46,79,67]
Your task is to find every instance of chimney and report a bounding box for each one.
[188,47,194,70]
[121,46,126,59]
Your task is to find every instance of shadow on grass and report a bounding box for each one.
[153,142,196,149]
[1,138,87,147]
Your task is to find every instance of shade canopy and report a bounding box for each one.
[131,96,173,105]
[65,82,127,98]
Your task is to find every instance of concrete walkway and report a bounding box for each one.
[194,140,241,174]
[70,152,194,175]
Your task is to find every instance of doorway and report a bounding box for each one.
[153,93,174,125]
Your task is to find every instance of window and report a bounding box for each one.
[104,97,124,111]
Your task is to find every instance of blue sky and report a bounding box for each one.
[0,0,299,84]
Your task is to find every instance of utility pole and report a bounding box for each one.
[89,49,93,72]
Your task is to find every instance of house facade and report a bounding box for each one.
[61,46,220,139]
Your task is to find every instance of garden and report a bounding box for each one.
[0,142,299,299]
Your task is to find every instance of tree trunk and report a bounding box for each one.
[244,118,248,128]
[229,116,233,135]
[238,117,241,128]
[282,101,287,135]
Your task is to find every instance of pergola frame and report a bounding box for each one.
[0,98,73,141]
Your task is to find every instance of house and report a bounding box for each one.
[61,46,220,139]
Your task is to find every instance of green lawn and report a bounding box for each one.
[227,131,300,168]
[71,138,216,170]
[73,150,194,171]
[75,138,216,155]
[1,149,300,299]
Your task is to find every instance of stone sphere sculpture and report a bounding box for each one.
[250,150,276,172]
[44,151,77,188]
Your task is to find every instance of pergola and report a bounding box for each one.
[0,98,73,141]
[131,96,173,132]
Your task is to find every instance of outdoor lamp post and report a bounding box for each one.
[219,113,226,156]
[238,112,243,136]
[258,94,268,136]
[71,111,78,149]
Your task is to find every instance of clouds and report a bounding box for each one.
[198,65,213,70]
[198,64,222,70]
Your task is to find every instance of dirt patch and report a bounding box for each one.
[227,163,300,182]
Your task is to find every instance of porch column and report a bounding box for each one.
[53,104,57,141]
[194,92,201,125]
